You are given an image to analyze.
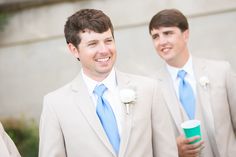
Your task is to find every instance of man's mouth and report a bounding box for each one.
[162,47,171,52]
[96,57,110,62]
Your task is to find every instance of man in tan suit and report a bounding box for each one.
[148,9,236,157]
[39,9,178,157]
[0,122,21,157]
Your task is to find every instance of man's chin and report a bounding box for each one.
[161,56,172,62]
[97,67,113,75]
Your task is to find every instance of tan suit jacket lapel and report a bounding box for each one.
[193,58,216,135]
[71,74,116,156]
[193,58,220,156]
[157,68,183,133]
[116,71,133,157]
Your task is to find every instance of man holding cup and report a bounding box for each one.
[148,9,236,157]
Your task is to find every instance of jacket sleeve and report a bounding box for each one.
[225,62,236,134]
[151,81,178,157]
[0,123,21,157]
[39,96,67,157]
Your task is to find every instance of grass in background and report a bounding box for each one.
[0,13,8,31]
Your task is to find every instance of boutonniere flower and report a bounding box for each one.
[120,88,136,114]
[199,76,210,89]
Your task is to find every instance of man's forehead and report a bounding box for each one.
[151,26,179,33]
[79,29,113,41]
[154,26,178,31]
[80,28,112,34]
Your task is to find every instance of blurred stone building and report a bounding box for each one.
[0,0,236,121]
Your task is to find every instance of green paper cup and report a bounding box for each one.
[181,120,202,144]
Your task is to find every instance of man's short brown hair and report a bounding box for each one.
[149,9,189,34]
[64,9,114,47]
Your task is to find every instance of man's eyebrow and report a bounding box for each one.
[163,30,173,33]
[151,33,159,37]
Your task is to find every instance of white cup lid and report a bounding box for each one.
[181,120,200,129]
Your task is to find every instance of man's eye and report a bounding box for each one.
[152,35,159,40]
[104,40,113,45]
[165,32,172,35]
[88,43,96,46]
[106,39,113,43]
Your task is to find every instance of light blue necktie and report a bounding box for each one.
[178,70,196,120]
[94,84,120,154]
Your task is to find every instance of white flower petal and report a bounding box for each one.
[199,76,210,87]
[120,88,136,103]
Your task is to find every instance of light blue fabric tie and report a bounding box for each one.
[94,84,120,154]
[178,70,196,120]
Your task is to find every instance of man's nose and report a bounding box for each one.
[98,43,109,53]
[159,36,168,45]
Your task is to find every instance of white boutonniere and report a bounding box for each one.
[120,88,136,114]
[199,76,210,89]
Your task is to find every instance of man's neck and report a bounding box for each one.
[168,52,190,68]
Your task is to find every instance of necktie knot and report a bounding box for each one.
[178,70,187,80]
[94,84,107,97]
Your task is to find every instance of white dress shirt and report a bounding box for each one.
[166,55,197,99]
[81,68,124,136]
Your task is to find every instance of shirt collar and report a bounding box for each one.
[81,68,117,95]
[166,55,194,81]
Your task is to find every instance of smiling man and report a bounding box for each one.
[39,9,178,157]
[149,9,236,157]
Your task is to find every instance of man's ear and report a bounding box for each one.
[183,29,189,42]
[67,43,80,59]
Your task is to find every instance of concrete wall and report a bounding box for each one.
[0,0,236,121]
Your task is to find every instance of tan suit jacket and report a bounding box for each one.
[39,70,178,157]
[155,57,236,157]
[0,123,21,157]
